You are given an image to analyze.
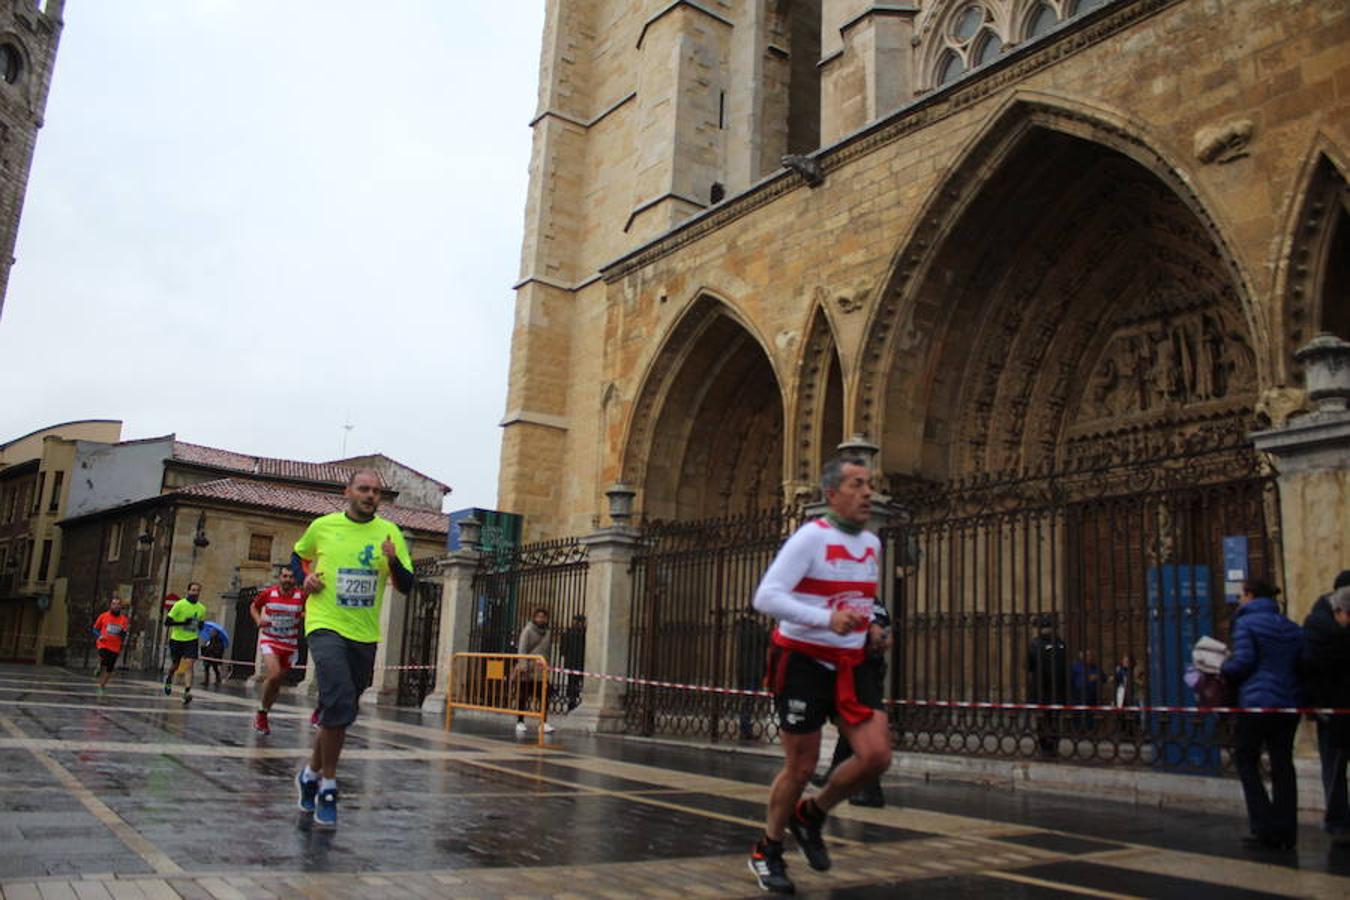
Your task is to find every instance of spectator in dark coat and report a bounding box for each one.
[1302,572,1350,838]
[1221,579,1304,850]
[1027,616,1068,757]
[560,614,587,711]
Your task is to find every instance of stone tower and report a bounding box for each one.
[0,0,63,321]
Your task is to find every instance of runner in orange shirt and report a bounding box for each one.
[92,596,131,695]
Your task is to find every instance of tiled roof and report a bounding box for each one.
[172,441,372,487]
[171,478,449,535]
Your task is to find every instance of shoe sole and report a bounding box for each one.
[312,815,337,830]
[746,858,794,895]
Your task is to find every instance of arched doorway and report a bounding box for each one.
[624,296,785,520]
[873,121,1278,769]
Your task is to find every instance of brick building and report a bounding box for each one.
[53,437,450,669]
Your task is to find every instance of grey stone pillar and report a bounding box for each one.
[559,525,640,733]
[419,550,480,715]
[1250,335,1350,624]
[372,582,407,705]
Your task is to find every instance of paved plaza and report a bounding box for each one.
[0,665,1347,898]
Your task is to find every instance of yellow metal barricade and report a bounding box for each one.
[445,652,551,746]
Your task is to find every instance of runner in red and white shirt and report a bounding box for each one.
[747,455,891,895]
[250,567,306,735]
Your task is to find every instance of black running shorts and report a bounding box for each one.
[97,648,119,673]
[768,648,883,734]
[168,638,199,662]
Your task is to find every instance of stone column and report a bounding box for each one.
[560,489,641,733]
[419,550,481,715]
[372,582,407,705]
[1251,335,1350,623]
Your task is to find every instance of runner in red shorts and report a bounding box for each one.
[250,567,306,735]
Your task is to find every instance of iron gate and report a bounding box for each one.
[885,445,1281,772]
[625,507,798,741]
[397,559,444,707]
[469,537,589,716]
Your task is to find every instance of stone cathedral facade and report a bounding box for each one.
[0,0,62,320]
[499,0,1349,620]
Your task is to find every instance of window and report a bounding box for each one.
[36,540,52,582]
[1026,4,1058,39]
[106,521,123,563]
[951,5,984,41]
[0,44,21,85]
[933,4,1006,88]
[48,471,63,512]
[248,533,273,563]
[1072,0,1110,13]
[974,30,1004,66]
[937,50,966,86]
[32,472,44,515]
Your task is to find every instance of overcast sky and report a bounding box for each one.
[0,1,546,512]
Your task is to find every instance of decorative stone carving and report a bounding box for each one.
[812,283,869,315]
[1077,307,1256,423]
[1194,118,1254,165]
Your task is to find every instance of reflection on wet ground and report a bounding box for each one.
[1,666,1348,898]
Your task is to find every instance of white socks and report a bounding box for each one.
[302,766,319,783]
[320,777,337,793]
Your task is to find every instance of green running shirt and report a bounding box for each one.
[294,512,412,643]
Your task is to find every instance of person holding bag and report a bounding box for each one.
[1221,579,1304,851]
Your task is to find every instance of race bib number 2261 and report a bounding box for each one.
[335,568,378,608]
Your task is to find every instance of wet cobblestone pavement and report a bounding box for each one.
[1,666,1349,898]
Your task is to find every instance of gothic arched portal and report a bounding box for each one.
[624,297,784,521]
[877,126,1259,480]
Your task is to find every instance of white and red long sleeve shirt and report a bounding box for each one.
[251,585,305,652]
[753,517,880,651]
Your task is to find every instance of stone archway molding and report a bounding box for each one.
[788,299,846,493]
[618,289,785,501]
[855,90,1267,447]
[1266,135,1349,407]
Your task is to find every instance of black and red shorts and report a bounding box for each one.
[766,646,883,734]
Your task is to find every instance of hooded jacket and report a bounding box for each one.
[1220,596,1303,709]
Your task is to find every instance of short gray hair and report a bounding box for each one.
[1330,586,1350,615]
[820,455,869,494]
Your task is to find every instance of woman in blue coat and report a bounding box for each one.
[1220,579,1304,850]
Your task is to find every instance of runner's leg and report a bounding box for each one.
[813,712,891,812]
[766,729,821,840]
[261,652,284,711]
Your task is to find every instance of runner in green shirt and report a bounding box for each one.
[292,468,413,829]
[163,583,208,706]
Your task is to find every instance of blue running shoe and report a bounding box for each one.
[162,681,172,696]
[296,770,318,813]
[314,787,338,829]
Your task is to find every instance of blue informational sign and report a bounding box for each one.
[1222,535,1248,605]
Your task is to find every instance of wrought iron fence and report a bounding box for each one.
[397,558,444,707]
[468,537,589,717]
[625,507,800,741]
[885,446,1281,773]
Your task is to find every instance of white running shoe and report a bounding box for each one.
[515,721,528,734]
[543,723,556,734]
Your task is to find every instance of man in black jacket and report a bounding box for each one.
[1028,616,1069,758]
[1303,571,1350,839]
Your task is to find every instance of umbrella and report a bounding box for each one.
[199,620,230,649]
